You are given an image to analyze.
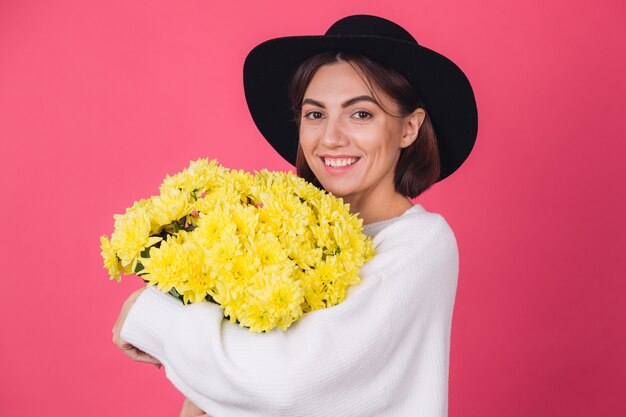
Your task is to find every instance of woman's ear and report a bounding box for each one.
[400,108,426,148]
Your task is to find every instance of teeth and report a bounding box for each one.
[324,157,358,167]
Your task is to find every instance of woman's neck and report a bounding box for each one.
[346,192,414,225]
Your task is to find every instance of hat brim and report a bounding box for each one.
[243,35,478,181]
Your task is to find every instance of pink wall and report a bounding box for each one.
[1,0,624,415]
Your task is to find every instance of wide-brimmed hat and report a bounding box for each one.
[243,14,478,181]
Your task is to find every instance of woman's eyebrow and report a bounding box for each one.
[301,95,379,109]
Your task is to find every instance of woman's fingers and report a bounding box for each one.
[119,342,162,367]
[112,287,161,367]
[179,398,209,417]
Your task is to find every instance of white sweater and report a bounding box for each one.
[121,204,459,416]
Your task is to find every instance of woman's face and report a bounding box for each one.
[299,61,419,206]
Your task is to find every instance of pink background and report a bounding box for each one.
[1,0,624,416]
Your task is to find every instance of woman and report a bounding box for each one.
[113,14,477,416]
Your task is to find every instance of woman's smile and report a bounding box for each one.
[320,155,361,173]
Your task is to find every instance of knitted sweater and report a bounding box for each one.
[121,204,459,416]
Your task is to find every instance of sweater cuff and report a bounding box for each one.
[120,286,182,361]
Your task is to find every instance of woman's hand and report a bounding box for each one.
[179,398,210,417]
[112,287,161,367]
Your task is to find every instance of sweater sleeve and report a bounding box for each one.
[120,213,458,417]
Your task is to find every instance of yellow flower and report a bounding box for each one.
[279,229,319,269]
[141,237,206,295]
[110,203,162,270]
[160,158,226,195]
[269,280,305,331]
[241,264,304,332]
[308,256,352,306]
[237,301,274,333]
[224,168,255,202]
[230,204,259,236]
[148,187,194,232]
[103,159,375,332]
[215,251,258,311]
[100,235,122,282]
[192,205,238,252]
[202,233,243,279]
[299,269,326,312]
[255,232,289,266]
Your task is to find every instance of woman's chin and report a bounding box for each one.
[318,183,354,200]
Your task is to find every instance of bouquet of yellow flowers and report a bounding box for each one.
[100,159,374,332]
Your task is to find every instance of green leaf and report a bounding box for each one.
[168,287,185,304]
[134,262,145,273]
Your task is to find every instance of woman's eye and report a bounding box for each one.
[304,111,324,120]
[353,111,372,120]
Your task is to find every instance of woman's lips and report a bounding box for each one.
[320,156,360,173]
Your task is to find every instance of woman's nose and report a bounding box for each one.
[320,116,349,147]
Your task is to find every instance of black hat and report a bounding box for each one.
[243,14,478,181]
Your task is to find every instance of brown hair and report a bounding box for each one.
[288,51,440,198]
